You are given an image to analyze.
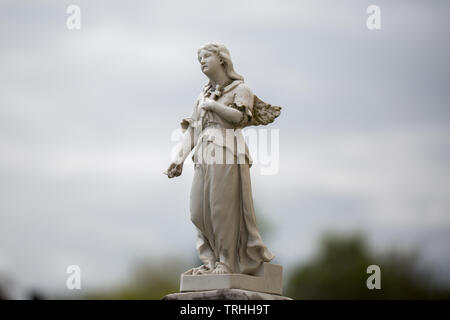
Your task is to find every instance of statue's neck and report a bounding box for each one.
[208,70,231,88]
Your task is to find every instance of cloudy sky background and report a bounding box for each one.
[1,0,449,298]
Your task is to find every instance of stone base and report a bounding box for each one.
[162,288,292,300]
[179,263,283,295]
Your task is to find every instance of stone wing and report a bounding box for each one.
[246,95,282,127]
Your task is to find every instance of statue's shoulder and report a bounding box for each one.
[234,82,253,96]
[231,82,254,106]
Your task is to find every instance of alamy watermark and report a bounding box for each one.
[66,265,81,290]
[170,127,280,175]
[366,265,381,290]
[66,5,81,30]
[366,5,381,30]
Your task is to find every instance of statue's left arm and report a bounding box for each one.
[201,84,254,127]
[203,100,242,124]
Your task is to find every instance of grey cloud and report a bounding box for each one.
[1,0,450,294]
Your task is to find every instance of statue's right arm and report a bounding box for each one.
[171,125,195,165]
[166,96,200,178]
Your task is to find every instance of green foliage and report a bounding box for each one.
[85,257,186,300]
[80,232,450,300]
[285,232,450,299]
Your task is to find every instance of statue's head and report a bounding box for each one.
[197,43,244,81]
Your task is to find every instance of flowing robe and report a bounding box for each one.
[181,80,274,275]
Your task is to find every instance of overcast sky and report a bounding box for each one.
[1,0,449,298]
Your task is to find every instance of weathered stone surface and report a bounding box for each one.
[180,263,283,295]
[162,288,292,300]
[166,43,282,283]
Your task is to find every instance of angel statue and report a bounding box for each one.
[165,43,281,276]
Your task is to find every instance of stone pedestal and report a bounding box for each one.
[162,263,291,300]
[162,288,292,300]
[181,263,282,295]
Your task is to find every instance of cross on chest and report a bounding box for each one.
[207,85,222,100]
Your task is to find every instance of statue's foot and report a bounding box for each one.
[211,262,232,274]
[193,264,213,275]
[183,264,212,275]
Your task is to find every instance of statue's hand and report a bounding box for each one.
[165,161,183,178]
[199,98,216,112]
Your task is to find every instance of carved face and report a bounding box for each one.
[198,49,223,77]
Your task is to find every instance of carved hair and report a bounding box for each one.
[197,42,244,81]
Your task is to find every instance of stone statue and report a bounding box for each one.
[165,43,281,277]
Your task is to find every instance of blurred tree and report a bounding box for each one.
[85,256,187,300]
[286,232,450,299]
[0,275,12,300]
[81,232,450,300]
[0,285,8,300]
